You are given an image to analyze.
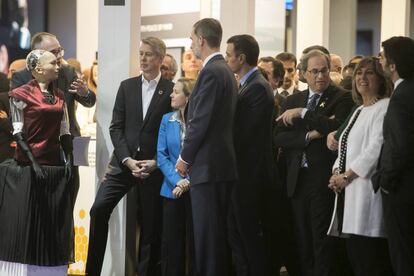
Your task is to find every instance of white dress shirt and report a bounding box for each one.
[277,84,295,96]
[394,78,404,90]
[141,72,161,119]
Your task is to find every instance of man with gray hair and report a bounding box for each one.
[275,50,353,276]
[86,36,173,276]
[161,53,178,81]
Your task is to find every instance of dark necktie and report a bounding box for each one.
[307,93,320,111]
[280,90,289,97]
[301,93,321,167]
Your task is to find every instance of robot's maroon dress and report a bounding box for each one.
[0,80,74,266]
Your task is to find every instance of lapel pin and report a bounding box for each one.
[319,101,326,108]
[158,90,164,95]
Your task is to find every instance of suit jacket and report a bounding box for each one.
[107,75,173,175]
[0,92,14,162]
[157,112,184,199]
[234,70,275,191]
[181,54,238,185]
[372,78,414,203]
[274,84,353,196]
[10,65,96,136]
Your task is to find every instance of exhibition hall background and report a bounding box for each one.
[22,0,413,275]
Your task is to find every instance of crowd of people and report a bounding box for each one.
[0,18,413,276]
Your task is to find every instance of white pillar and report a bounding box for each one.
[220,0,255,51]
[200,0,212,18]
[296,0,330,57]
[329,0,356,63]
[97,0,140,275]
[381,0,411,42]
[76,0,99,70]
[255,0,285,57]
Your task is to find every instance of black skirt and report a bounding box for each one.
[0,159,74,266]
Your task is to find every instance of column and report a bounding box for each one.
[381,0,411,42]
[200,0,212,19]
[329,0,356,63]
[219,0,255,50]
[295,0,330,57]
[76,0,99,69]
[255,0,285,57]
[96,0,140,275]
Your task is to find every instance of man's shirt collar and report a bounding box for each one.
[203,52,222,67]
[239,67,258,87]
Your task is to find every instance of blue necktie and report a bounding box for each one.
[302,93,321,167]
[307,93,320,111]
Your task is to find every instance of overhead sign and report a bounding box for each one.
[104,0,125,6]
[141,12,200,39]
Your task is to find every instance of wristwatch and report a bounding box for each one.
[342,174,349,183]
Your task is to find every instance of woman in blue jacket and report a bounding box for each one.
[157,77,196,276]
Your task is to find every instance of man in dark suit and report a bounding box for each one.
[224,34,274,276]
[175,18,238,276]
[10,32,96,210]
[274,50,353,276]
[373,36,414,276]
[276,52,301,97]
[85,37,173,276]
[259,56,301,276]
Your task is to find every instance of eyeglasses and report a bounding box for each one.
[307,67,329,76]
[50,47,64,58]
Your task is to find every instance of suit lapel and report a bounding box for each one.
[315,85,334,112]
[134,77,144,124]
[301,90,310,108]
[141,77,166,128]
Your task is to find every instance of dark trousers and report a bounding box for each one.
[190,181,233,276]
[85,170,163,276]
[161,194,194,276]
[290,169,337,276]
[228,193,269,276]
[382,191,414,276]
[345,235,393,276]
[263,188,300,276]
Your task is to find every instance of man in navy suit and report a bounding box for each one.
[86,37,173,276]
[175,18,238,276]
[225,34,274,276]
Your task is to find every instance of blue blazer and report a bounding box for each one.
[157,111,184,199]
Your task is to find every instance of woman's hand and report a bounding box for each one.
[173,179,190,198]
[328,174,348,193]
